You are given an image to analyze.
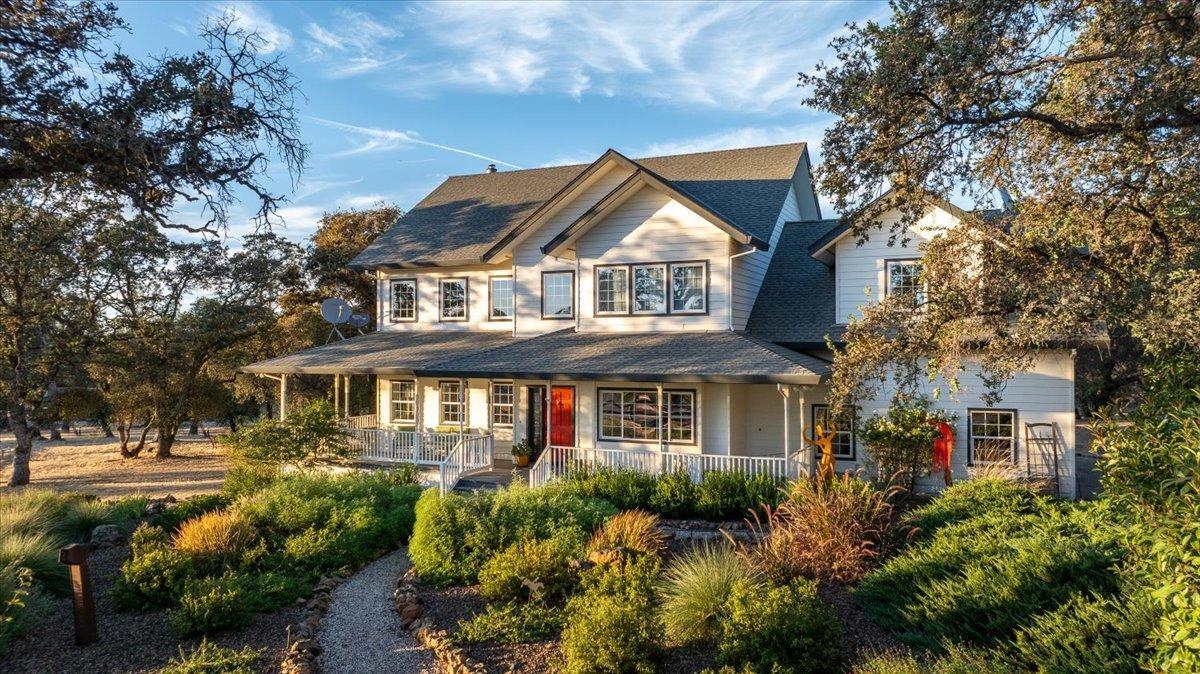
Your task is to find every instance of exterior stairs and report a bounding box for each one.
[452,459,530,493]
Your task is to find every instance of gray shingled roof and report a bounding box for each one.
[422,329,827,384]
[239,330,515,375]
[350,143,807,268]
[746,220,841,345]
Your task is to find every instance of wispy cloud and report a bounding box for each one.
[310,116,523,169]
[212,1,292,53]
[303,8,404,78]
[635,120,834,158]
[337,193,394,209]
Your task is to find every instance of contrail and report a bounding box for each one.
[310,116,524,169]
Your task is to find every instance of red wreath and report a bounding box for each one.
[932,421,955,486]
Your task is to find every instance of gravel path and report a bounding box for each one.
[318,548,431,673]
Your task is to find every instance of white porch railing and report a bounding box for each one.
[438,434,493,495]
[346,414,377,429]
[529,445,797,488]
[343,426,492,493]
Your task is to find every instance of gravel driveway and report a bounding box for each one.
[318,548,431,673]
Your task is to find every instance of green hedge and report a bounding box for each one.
[563,468,781,521]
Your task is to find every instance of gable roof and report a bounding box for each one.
[349,143,807,269]
[807,188,981,264]
[746,220,841,346]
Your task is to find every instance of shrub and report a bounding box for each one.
[1002,593,1154,672]
[0,489,75,538]
[741,474,901,584]
[0,531,67,595]
[0,563,46,656]
[107,494,150,522]
[173,510,259,569]
[219,399,352,470]
[221,462,277,500]
[902,478,1044,542]
[850,646,1004,674]
[565,469,657,511]
[696,471,780,521]
[160,639,263,674]
[562,556,663,674]
[479,532,584,601]
[154,494,231,531]
[169,575,253,636]
[112,526,195,610]
[587,510,665,556]
[718,577,841,674]
[859,395,954,493]
[453,601,564,645]
[409,485,617,585]
[659,543,757,644]
[54,499,117,542]
[650,469,698,518]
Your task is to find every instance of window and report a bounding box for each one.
[598,389,695,444]
[489,276,513,320]
[490,382,514,427]
[439,278,467,321]
[632,264,667,314]
[595,266,630,314]
[670,263,706,313]
[439,381,465,425]
[542,271,574,319]
[390,279,417,322]
[886,259,926,306]
[969,409,1016,464]
[811,404,855,460]
[390,381,416,425]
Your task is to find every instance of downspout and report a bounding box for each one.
[728,248,758,331]
[575,256,581,332]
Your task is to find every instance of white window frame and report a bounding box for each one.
[389,380,417,425]
[595,265,630,315]
[541,271,574,319]
[438,278,468,321]
[631,263,668,315]
[811,404,855,460]
[885,259,927,306]
[390,278,417,322]
[669,262,707,314]
[968,409,1018,465]
[488,276,514,321]
[439,380,465,425]
[490,382,514,427]
[597,388,695,444]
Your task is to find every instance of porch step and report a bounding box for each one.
[453,467,530,493]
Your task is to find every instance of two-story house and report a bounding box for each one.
[243,143,1078,496]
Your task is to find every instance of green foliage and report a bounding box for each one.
[169,575,253,637]
[659,544,757,645]
[562,467,782,521]
[718,577,841,674]
[649,469,699,518]
[902,478,1044,541]
[220,400,351,469]
[860,396,953,492]
[562,556,663,674]
[153,494,232,532]
[409,484,617,586]
[0,532,68,595]
[0,563,46,657]
[173,510,260,571]
[479,532,584,602]
[696,471,781,521]
[112,525,195,610]
[160,639,264,674]
[54,499,117,541]
[107,494,150,522]
[453,601,564,645]
[1002,593,1153,673]
[587,509,665,556]
[850,646,1005,674]
[221,462,277,500]
[565,468,658,511]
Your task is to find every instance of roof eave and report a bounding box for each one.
[415,368,820,385]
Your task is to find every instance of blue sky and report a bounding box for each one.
[114,1,890,241]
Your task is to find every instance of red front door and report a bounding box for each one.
[550,386,575,447]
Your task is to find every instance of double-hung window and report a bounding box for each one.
[669,262,706,313]
[439,381,465,425]
[489,276,513,320]
[490,382,514,427]
[390,279,417,322]
[598,389,695,444]
[596,266,629,314]
[632,264,667,314]
[886,259,926,307]
[968,409,1017,464]
[439,278,468,321]
[811,404,855,460]
[390,381,416,425]
[542,271,574,318]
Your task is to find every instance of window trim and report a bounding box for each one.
[884,258,927,306]
[668,260,709,314]
[967,408,1018,466]
[631,263,669,315]
[810,404,856,461]
[489,381,515,428]
[389,278,418,323]
[438,380,466,426]
[438,277,469,322]
[389,380,417,425]
[487,275,514,322]
[595,387,697,446]
[540,270,575,320]
[594,264,632,316]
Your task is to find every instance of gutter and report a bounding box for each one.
[728,248,758,331]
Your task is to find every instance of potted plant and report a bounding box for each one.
[511,439,533,467]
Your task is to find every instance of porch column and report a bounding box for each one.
[459,378,466,437]
[778,384,791,473]
[798,387,812,479]
[333,374,340,417]
[343,374,351,418]
[656,383,665,454]
[280,374,289,421]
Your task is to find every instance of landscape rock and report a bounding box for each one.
[90,524,123,547]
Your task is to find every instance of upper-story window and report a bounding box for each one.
[439,278,468,321]
[596,266,629,315]
[632,264,667,314]
[542,271,574,319]
[489,276,513,320]
[886,259,926,307]
[669,262,707,313]
[390,279,417,322]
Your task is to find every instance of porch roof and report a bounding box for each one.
[420,329,829,384]
[239,330,515,375]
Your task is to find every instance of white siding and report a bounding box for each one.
[576,186,732,331]
[377,265,514,332]
[731,187,799,330]
[833,205,959,323]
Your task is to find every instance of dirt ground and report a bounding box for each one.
[0,427,231,499]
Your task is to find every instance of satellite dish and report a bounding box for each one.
[320,298,353,325]
[349,313,370,330]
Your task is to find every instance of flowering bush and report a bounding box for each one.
[860,396,955,493]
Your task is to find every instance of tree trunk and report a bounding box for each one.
[188,418,198,435]
[49,422,62,441]
[6,407,34,486]
[156,424,177,458]
[99,412,114,438]
[226,411,238,433]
